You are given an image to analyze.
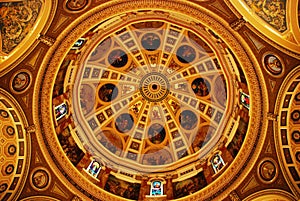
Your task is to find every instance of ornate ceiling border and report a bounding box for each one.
[0,88,31,201]
[33,0,268,200]
[274,65,300,198]
[225,0,300,59]
[0,0,58,76]
[243,189,297,201]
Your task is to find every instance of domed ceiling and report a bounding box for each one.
[0,89,30,201]
[0,0,299,201]
[275,66,300,196]
[38,1,265,200]
[73,19,231,173]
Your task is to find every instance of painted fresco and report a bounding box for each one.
[173,171,207,199]
[105,175,140,200]
[0,0,43,54]
[243,0,287,32]
[58,127,84,166]
[227,108,249,157]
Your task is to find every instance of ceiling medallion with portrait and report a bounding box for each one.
[38,2,265,200]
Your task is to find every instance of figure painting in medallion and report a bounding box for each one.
[141,33,161,51]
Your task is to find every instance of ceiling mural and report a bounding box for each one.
[72,20,232,173]
[243,0,287,32]
[229,0,300,56]
[0,0,43,55]
[37,1,266,200]
[0,0,300,200]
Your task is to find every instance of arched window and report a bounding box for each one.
[54,102,68,121]
[211,154,225,173]
[150,180,163,196]
[86,160,101,178]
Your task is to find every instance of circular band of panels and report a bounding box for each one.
[38,2,264,200]
[72,18,233,173]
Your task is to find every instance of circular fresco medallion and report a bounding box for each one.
[65,0,89,12]
[179,110,198,130]
[176,45,196,63]
[263,54,283,76]
[30,168,51,191]
[258,159,278,183]
[108,49,128,68]
[10,70,31,93]
[98,83,118,102]
[141,33,161,51]
[148,123,166,144]
[115,113,134,133]
[192,78,211,97]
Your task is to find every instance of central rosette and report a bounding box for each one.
[139,72,170,102]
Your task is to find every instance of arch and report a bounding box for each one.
[243,189,297,201]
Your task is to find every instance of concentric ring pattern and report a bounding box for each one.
[45,6,258,200]
[72,20,230,172]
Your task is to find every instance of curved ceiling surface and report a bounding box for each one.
[0,0,53,73]
[0,89,30,201]
[73,19,231,173]
[229,0,300,56]
[38,2,265,200]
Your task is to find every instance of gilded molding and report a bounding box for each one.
[34,0,266,200]
[225,0,300,59]
[273,65,300,197]
[26,124,36,134]
[229,191,241,201]
[267,113,278,121]
[230,18,246,31]
[0,0,58,76]
[39,35,56,47]
[0,88,31,201]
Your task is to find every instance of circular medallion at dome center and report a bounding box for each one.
[139,72,170,102]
